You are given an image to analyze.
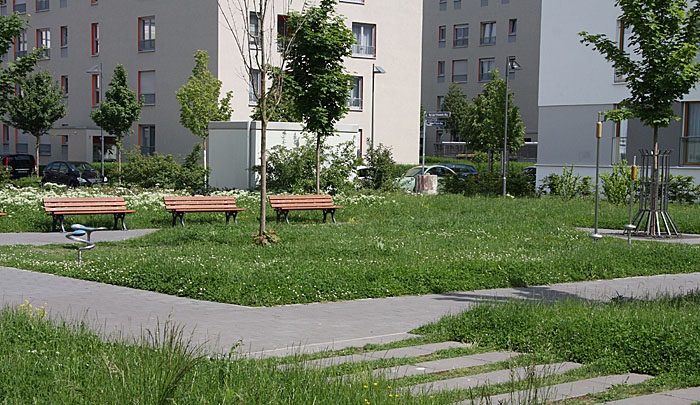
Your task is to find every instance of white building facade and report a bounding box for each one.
[537,0,700,184]
[1,0,422,169]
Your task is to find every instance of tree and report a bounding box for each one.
[580,0,700,235]
[218,0,306,243]
[251,68,301,122]
[5,70,66,176]
[0,13,41,118]
[460,69,525,154]
[90,65,143,184]
[176,50,233,188]
[287,0,354,194]
[440,84,470,141]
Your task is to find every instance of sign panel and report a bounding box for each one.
[426,120,446,127]
[425,111,451,119]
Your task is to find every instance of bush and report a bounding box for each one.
[668,175,699,203]
[11,176,41,188]
[121,144,209,194]
[362,143,400,191]
[443,170,534,197]
[538,165,592,199]
[260,135,361,194]
[0,166,11,185]
[601,161,632,205]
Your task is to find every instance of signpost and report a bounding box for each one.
[421,111,451,191]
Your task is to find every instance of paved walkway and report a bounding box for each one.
[0,229,158,246]
[3,264,700,357]
[578,228,700,244]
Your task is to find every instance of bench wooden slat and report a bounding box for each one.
[43,197,125,202]
[162,196,245,226]
[0,213,6,216]
[268,194,342,224]
[164,196,236,202]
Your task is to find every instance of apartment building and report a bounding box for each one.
[421,0,541,157]
[1,0,422,171]
[537,0,700,183]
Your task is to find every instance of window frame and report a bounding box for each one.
[452,59,468,83]
[36,28,50,59]
[138,70,156,106]
[453,23,469,48]
[478,58,495,82]
[91,22,99,56]
[351,22,376,58]
[348,76,363,111]
[480,21,496,46]
[138,16,156,52]
[91,73,100,106]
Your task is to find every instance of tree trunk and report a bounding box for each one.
[316,134,321,194]
[117,146,122,185]
[649,124,659,235]
[34,136,40,178]
[259,5,267,237]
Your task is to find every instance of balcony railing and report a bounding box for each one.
[433,142,467,158]
[40,48,50,59]
[453,74,467,82]
[15,50,27,59]
[347,97,362,110]
[352,44,375,57]
[141,93,156,105]
[454,38,468,47]
[480,36,496,45]
[139,39,155,51]
[141,145,155,156]
[14,3,25,13]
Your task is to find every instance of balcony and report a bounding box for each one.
[141,93,156,105]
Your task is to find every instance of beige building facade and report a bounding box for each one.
[2,0,422,171]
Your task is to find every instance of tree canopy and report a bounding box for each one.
[440,84,470,141]
[0,13,40,118]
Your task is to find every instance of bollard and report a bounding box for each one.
[623,157,637,244]
[590,114,603,242]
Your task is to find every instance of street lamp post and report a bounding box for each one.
[371,64,386,151]
[502,57,521,197]
[86,63,104,182]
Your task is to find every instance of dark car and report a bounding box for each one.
[0,154,36,178]
[42,161,100,187]
[436,163,479,177]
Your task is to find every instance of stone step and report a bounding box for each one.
[372,351,520,379]
[602,386,700,405]
[409,361,582,395]
[298,341,470,368]
[460,373,652,405]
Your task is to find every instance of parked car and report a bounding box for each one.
[435,163,479,177]
[0,153,35,178]
[42,161,101,187]
[399,164,472,191]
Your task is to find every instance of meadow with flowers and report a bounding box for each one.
[2,185,700,306]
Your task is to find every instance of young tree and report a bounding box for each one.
[440,84,470,141]
[218,0,305,243]
[5,70,66,176]
[287,0,354,194]
[580,0,700,235]
[176,50,233,188]
[0,13,41,118]
[460,69,525,154]
[90,65,143,184]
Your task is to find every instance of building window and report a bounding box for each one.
[249,69,261,104]
[452,59,468,82]
[91,23,99,55]
[277,15,290,52]
[138,70,155,105]
[16,143,28,153]
[0,0,7,16]
[59,0,65,8]
[437,95,444,109]
[91,0,97,4]
[2,125,9,153]
[684,102,700,164]
[508,19,517,42]
[453,24,469,47]
[15,31,26,59]
[481,0,488,6]
[352,23,376,57]
[60,25,67,57]
[39,143,51,156]
[139,125,155,155]
[479,58,495,81]
[437,61,445,83]
[615,20,631,83]
[36,0,49,11]
[139,16,155,51]
[61,135,68,159]
[36,28,50,59]
[438,25,446,48]
[14,0,25,13]
[249,12,260,49]
[348,76,362,110]
[60,75,68,96]
[480,22,496,45]
[91,74,100,106]
[454,0,461,9]
[439,0,446,11]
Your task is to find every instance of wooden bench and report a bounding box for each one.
[43,197,135,232]
[164,196,246,226]
[268,195,343,224]
[0,213,6,216]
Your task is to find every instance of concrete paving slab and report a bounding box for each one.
[472,373,652,405]
[0,229,158,245]
[408,362,581,395]
[3,266,700,356]
[577,228,700,244]
[373,351,520,379]
[303,341,470,368]
[603,387,700,404]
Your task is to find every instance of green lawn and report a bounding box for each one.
[2,192,700,306]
